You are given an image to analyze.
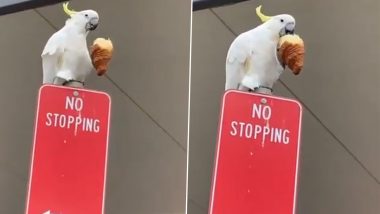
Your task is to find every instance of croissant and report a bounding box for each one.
[91,38,114,76]
[278,34,305,75]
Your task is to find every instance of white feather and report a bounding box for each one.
[226,21,286,91]
[41,9,98,85]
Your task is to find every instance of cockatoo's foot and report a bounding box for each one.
[239,81,273,94]
[238,84,251,92]
[241,76,260,91]
[53,77,67,85]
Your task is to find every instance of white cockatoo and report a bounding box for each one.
[42,3,99,86]
[225,6,296,94]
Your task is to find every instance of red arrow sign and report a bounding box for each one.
[26,85,111,214]
[209,90,302,214]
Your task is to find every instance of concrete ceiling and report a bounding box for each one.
[0,0,190,213]
[189,0,380,213]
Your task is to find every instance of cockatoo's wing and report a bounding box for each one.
[225,36,252,90]
[41,31,66,84]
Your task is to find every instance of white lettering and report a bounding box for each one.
[45,97,101,134]
[45,113,101,134]
[274,128,282,143]
[85,118,93,132]
[65,96,75,110]
[254,125,262,139]
[94,120,100,133]
[245,123,253,138]
[67,116,75,128]
[262,106,271,120]
[75,98,83,111]
[230,121,238,136]
[59,115,66,128]
[75,117,82,130]
[252,104,262,119]
[283,130,290,144]
[53,113,59,127]
[238,122,245,137]
[270,127,275,142]
[46,113,52,126]
[263,126,270,138]
[252,104,272,120]
[228,120,291,145]
[65,96,83,111]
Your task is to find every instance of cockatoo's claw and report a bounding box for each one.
[53,76,66,85]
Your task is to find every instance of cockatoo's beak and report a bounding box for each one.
[86,18,99,31]
[285,23,295,34]
[280,23,295,36]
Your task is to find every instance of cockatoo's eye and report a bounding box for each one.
[280,19,284,23]
[85,14,89,18]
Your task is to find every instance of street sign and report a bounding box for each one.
[26,85,111,214]
[209,90,302,214]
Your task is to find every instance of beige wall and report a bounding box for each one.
[0,0,190,213]
[189,0,380,213]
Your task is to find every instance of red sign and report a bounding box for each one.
[209,90,302,214]
[26,85,111,214]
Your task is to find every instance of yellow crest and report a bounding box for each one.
[256,5,272,23]
[63,2,77,17]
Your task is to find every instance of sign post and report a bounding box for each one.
[26,85,111,214]
[209,90,302,214]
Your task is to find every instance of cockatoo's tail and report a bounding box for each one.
[91,38,114,76]
[278,34,304,75]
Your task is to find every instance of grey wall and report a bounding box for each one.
[0,0,190,213]
[188,0,380,213]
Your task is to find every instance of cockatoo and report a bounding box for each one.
[225,6,297,94]
[42,3,99,86]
